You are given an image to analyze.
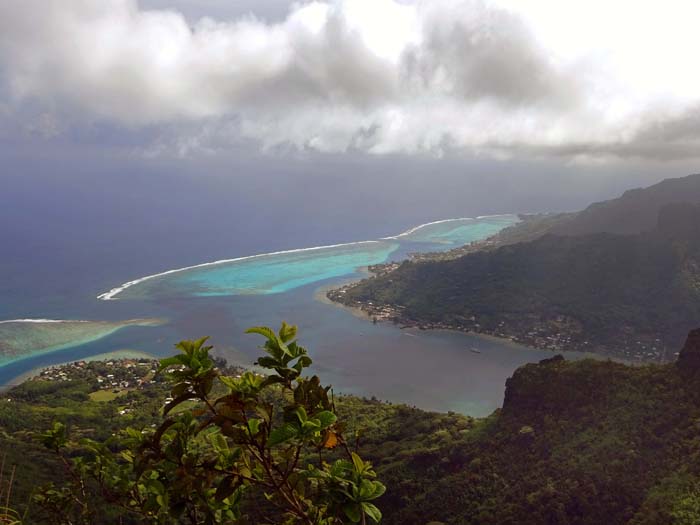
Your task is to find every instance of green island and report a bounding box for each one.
[328,174,700,362]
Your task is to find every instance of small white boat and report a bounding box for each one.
[470,347,481,354]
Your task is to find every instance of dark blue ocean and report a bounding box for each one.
[0,153,613,414]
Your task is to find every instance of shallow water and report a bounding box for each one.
[120,241,400,299]
[98,215,516,301]
[387,215,516,244]
[0,319,162,366]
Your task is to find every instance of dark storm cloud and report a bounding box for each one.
[0,0,699,160]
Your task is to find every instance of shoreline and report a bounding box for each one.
[321,293,628,364]
[313,269,376,321]
[0,318,165,368]
[315,279,541,353]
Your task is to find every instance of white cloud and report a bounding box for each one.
[1,0,700,159]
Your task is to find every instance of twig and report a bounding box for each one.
[4,466,15,518]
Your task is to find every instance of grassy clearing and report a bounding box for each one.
[89,389,127,402]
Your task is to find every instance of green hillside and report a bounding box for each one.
[377,330,700,524]
[336,203,700,360]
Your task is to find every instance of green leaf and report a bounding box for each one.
[278,321,297,343]
[343,503,362,523]
[39,421,68,451]
[247,419,261,436]
[171,382,191,397]
[359,479,385,500]
[368,481,386,500]
[211,431,229,452]
[163,392,198,415]
[247,325,291,358]
[295,406,308,423]
[274,340,292,358]
[361,502,383,523]
[268,423,299,446]
[317,411,337,429]
[301,420,321,433]
[192,336,212,352]
[256,356,279,369]
[215,476,238,501]
[255,404,273,425]
[351,452,365,474]
[158,354,188,371]
[331,459,354,477]
[218,376,238,389]
[293,354,312,372]
[245,326,278,341]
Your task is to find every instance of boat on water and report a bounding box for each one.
[470,347,481,354]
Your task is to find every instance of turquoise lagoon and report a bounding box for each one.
[0,319,164,366]
[387,215,517,244]
[105,241,400,300]
[99,215,518,301]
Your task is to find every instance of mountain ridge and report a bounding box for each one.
[551,172,700,236]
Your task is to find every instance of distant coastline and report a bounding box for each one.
[320,281,616,365]
[381,214,516,240]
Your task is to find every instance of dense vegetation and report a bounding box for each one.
[3,327,700,523]
[11,324,388,525]
[338,201,700,360]
[376,336,700,525]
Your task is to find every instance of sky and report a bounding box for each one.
[0,0,699,206]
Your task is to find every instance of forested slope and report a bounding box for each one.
[339,203,700,359]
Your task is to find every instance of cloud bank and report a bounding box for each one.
[1,0,700,159]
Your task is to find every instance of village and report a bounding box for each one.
[328,283,668,363]
[30,359,166,412]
